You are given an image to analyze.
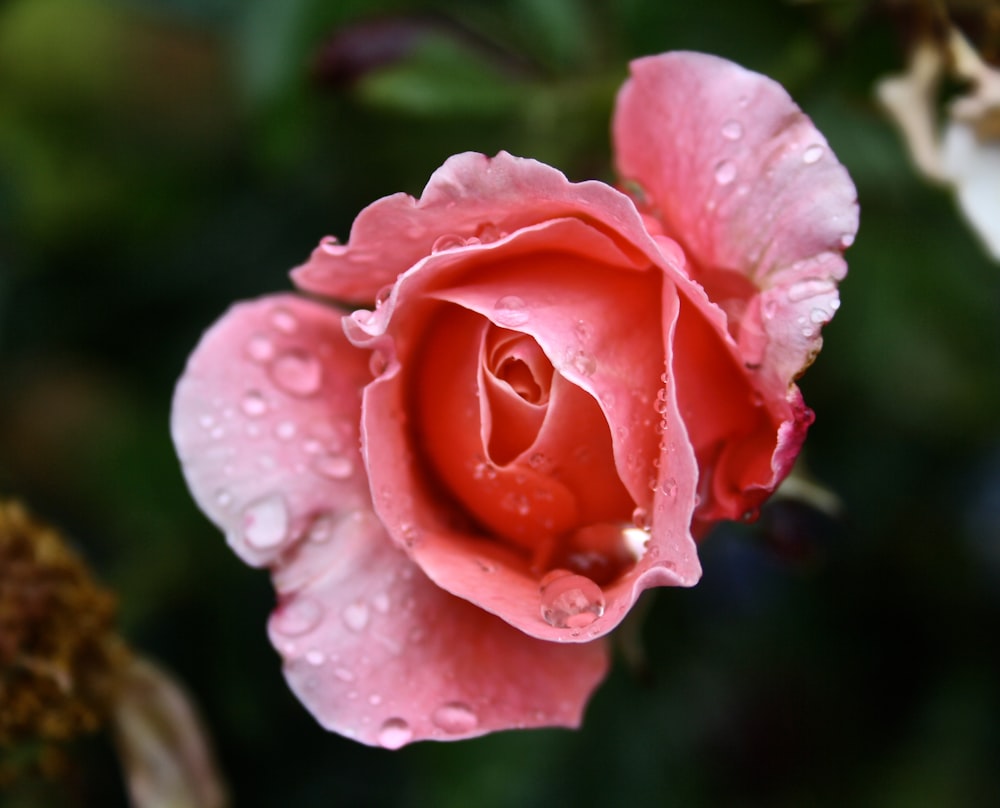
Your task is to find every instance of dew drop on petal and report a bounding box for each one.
[809,307,829,324]
[242,494,288,549]
[493,295,529,327]
[334,667,355,682]
[378,718,413,749]
[568,349,597,377]
[271,307,298,334]
[372,592,391,614]
[432,702,479,734]
[840,232,855,248]
[721,119,743,140]
[305,649,325,666]
[631,506,651,530]
[272,597,322,636]
[539,571,605,629]
[803,144,824,164]
[369,350,389,378]
[342,601,369,632]
[241,390,268,417]
[246,334,275,363]
[431,234,467,252]
[308,514,336,543]
[271,351,322,396]
[275,420,297,440]
[312,454,354,480]
[714,160,737,185]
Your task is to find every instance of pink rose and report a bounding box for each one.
[171,52,856,748]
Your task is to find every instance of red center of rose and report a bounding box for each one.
[412,304,637,586]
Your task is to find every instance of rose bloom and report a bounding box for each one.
[172,52,857,748]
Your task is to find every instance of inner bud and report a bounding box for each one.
[496,357,542,402]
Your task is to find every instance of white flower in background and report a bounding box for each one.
[878,28,1000,261]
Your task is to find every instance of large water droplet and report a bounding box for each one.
[721,120,743,140]
[342,601,369,632]
[242,494,289,549]
[313,454,354,480]
[271,350,322,396]
[714,160,737,185]
[493,295,529,327]
[241,390,268,417]
[840,232,855,248]
[539,571,605,628]
[272,597,322,636]
[432,702,479,734]
[803,144,824,164]
[378,717,413,749]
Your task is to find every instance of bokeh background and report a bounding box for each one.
[2,0,1000,805]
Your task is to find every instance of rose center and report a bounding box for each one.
[495,358,542,403]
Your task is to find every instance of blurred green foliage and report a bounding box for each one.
[2,0,1000,805]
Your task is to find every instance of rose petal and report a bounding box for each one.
[268,509,608,747]
[612,51,858,388]
[171,294,371,567]
[173,294,607,745]
[292,151,665,304]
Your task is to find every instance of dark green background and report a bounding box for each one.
[2,0,999,805]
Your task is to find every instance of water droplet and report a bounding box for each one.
[721,120,743,140]
[369,350,388,378]
[809,308,828,324]
[308,514,336,543]
[431,234,467,252]
[659,477,679,498]
[271,350,322,396]
[342,601,369,632]
[432,702,479,734]
[273,597,322,636]
[568,349,596,377]
[246,334,274,363]
[840,232,855,248]
[573,319,593,342]
[803,144,824,164]
[199,414,215,429]
[714,160,737,185]
[368,694,382,706]
[378,717,413,749]
[313,454,354,480]
[539,571,605,629]
[241,390,267,417]
[214,489,232,509]
[372,592,390,614]
[493,295,529,327]
[334,667,355,682]
[631,506,651,530]
[275,420,296,440]
[242,494,288,549]
[271,307,298,334]
[305,649,325,666]
[210,425,225,440]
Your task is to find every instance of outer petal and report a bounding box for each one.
[172,294,607,745]
[171,294,372,567]
[268,510,608,747]
[291,151,663,304]
[613,51,858,389]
